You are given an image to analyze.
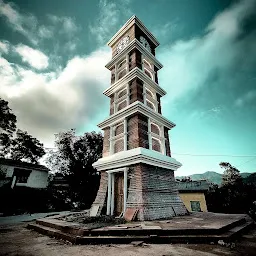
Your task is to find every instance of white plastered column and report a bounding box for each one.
[107,172,112,215]
[148,118,152,150]
[124,118,128,151]
[123,168,128,212]
[161,126,166,155]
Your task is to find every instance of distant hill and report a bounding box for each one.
[176,171,252,185]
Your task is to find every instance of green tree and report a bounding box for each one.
[0,98,17,157]
[220,162,242,186]
[0,98,45,163]
[8,129,46,164]
[46,129,103,209]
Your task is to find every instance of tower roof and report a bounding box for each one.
[107,15,160,47]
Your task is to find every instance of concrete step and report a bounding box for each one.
[27,220,254,245]
[27,223,79,243]
[36,218,89,236]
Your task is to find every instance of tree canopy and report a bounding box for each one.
[46,129,103,209]
[220,162,242,186]
[0,97,45,163]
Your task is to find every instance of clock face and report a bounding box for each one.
[116,36,130,54]
[140,36,151,53]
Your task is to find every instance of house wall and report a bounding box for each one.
[1,164,14,177]
[0,164,48,189]
[25,170,48,188]
[179,192,208,212]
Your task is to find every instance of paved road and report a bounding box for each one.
[0,211,70,225]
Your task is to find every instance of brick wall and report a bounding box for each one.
[129,49,142,71]
[111,67,115,84]
[91,171,108,215]
[164,127,171,157]
[156,93,162,114]
[127,114,149,150]
[129,77,144,104]
[110,95,114,115]
[126,163,188,220]
[154,66,159,84]
[102,127,110,157]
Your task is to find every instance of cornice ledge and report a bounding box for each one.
[103,67,166,97]
[105,39,163,70]
[97,101,176,129]
[92,147,181,171]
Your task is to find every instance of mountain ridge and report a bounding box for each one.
[176,171,253,185]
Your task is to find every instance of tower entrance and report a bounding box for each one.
[114,172,124,216]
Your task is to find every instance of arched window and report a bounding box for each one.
[143,59,152,70]
[117,100,127,111]
[118,59,126,69]
[115,123,124,136]
[114,139,124,153]
[152,138,161,152]
[146,100,156,111]
[117,88,127,99]
[118,68,127,80]
[146,88,154,99]
[151,123,160,135]
[144,68,153,80]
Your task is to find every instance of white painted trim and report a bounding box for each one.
[123,168,128,212]
[124,118,128,151]
[106,39,163,70]
[109,126,114,154]
[98,101,175,130]
[93,147,182,171]
[111,172,115,215]
[107,15,159,47]
[106,167,128,216]
[104,67,166,97]
[148,118,152,150]
[107,172,112,215]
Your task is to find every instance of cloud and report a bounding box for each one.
[0,1,79,46]
[38,26,53,38]
[235,90,256,107]
[0,40,9,54]
[152,20,181,42]
[48,15,78,35]
[15,44,49,70]
[89,0,133,44]
[0,0,38,44]
[158,0,256,107]
[0,48,111,147]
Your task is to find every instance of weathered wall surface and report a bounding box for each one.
[179,192,208,212]
[126,163,188,220]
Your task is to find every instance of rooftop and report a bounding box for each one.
[0,158,50,172]
[176,180,210,192]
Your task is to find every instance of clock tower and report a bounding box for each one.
[92,16,188,220]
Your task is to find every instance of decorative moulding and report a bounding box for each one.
[97,101,176,130]
[107,15,159,48]
[92,147,182,171]
[103,67,166,97]
[105,39,163,70]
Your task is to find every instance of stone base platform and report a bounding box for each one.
[27,212,254,244]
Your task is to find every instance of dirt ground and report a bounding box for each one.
[0,223,255,256]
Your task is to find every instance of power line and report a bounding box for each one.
[172,153,256,158]
[237,156,256,168]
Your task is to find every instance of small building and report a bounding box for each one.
[176,180,210,212]
[0,158,49,189]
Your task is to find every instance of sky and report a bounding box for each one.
[0,0,256,176]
